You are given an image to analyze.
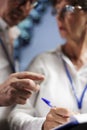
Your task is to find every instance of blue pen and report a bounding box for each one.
[41,98,53,107]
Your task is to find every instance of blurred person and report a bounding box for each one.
[8,0,87,130]
[0,0,45,106]
[0,0,44,129]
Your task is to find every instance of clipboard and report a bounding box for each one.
[53,120,78,130]
[52,114,87,130]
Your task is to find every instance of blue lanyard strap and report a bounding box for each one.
[63,59,87,109]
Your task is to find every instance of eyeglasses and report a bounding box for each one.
[52,5,87,18]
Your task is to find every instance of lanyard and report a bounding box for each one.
[0,38,15,73]
[63,59,87,110]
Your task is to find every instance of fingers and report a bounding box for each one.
[15,89,32,99]
[14,93,31,105]
[49,109,70,124]
[9,72,45,93]
[15,98,27,104]
[10,79,40,92]
[43,120,62,130]
[44,107,71,130]
[6,97,27,105]
[3,72,45,106]
[6,87,32,105]
[0,72,44,106]
[11,72,45,80]
[47,108,70,124]
[54,107,71,117]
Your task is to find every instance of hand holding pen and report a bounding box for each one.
[41,97,71,130]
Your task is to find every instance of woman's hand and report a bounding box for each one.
[0,72,44,106]
[42,107,74,130]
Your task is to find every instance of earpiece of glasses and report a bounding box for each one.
[52,5,87,16]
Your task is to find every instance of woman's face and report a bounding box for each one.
[55,0,87,42]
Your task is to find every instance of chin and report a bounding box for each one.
[59,29,68,37]
[4,17,21,26]
[9,20,20,26]
[60,32,67,38]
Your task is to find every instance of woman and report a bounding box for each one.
[8,0,87,130]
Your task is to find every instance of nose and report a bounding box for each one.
[20,1,31,17]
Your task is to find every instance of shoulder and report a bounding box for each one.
[28,45,62,71]
[32,46,62,63]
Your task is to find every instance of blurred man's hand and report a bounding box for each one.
[0,72,44,106]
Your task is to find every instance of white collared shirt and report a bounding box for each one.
[8,46,87,130]
[0,18,13,125]
[0,18,12,83]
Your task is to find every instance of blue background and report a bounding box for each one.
[19,6,65,71]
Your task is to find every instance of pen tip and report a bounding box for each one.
[41,98,50,104]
